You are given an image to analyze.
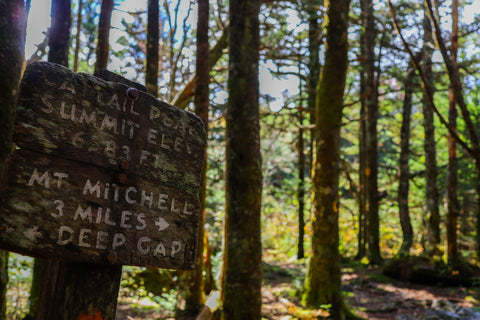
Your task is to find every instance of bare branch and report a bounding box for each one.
[387,0,474,158]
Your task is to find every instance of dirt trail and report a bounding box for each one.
[261,262,480,320]
[116,262,480,319]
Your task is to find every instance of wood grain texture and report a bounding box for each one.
[0,62,207,269]
[14,62,206,189]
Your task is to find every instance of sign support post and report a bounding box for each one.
[36,261,122,320]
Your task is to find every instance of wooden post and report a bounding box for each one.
[35,261,122,320]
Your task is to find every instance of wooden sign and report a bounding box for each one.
[0,62,207,269]
[13,62,205,189]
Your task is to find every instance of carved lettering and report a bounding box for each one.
[57,226,74,245]
[82,179,101,198]
[74,205,93,223]
[28,168,50,188]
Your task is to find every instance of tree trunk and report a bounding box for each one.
[477,181,480,259]
[306,0,322,152]
[446,0,459,265]
[362,0,381,264]
[425,0,480,173]
[0,251,7,320]
[303,1,357,318]
[222,0,262,318]
[0,1,26,318]
[297,112,305,260]
[146,0,159,96]
[24,259,44,319]
[397,61,414,257]
[94,0,114,73]
[357,98,367,259]
[73,0,83,72]
[48,0,71,66]
[391,0,480,261]
[357,0,367,260]
[179,0,209,317]
[422,7,441,256]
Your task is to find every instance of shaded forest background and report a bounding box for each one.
[1,0,480,319]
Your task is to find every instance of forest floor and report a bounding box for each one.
[261,261,480,320]
[116,261,480,320]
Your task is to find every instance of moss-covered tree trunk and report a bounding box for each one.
[397,61,414,257]
[94,0,113,73]
[179,0,209,318]
[0,1,26,318]
[222,0,262,318]
[146,0,159,96]
[422,6,441,256]
[303,0,357,318]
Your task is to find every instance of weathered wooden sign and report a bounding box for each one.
[0,62,207,269]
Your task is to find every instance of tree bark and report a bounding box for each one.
[0,251,7,320]
[357,0,367,260]
[0,1,26,318]
[422,6,441,256]
[48,0,71,67]
[179,0,209,317]
[73,0,83,72]
[477,181,480,259]
[24,259,44,319]
[297,112,305,260]
[446,0,460,265]
[146,0,159,96]
[397,61,414,257]
[362,0,381,264]
[306,0,322,147]
[303,1,358,318]
[94,0,114,73]
[222,0,262,318]
[304,0,323,259]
